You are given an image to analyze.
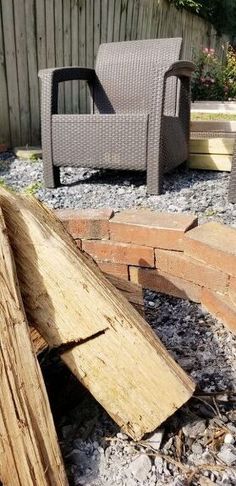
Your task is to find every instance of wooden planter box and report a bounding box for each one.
[189,120,236,171]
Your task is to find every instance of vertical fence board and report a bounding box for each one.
[45,0,55,67]
[71,0,79,114]
[93,0,100,59]
[101,0,108,44]
[14,0,30,145]
[86,0,94,111]
[25,0,40,144]
[1,0,21,146]
[119,0,128,42]
[131,0,139,40]
[136,0,144,40]
[0,0,228,147]
[0,1,10,145]
[54,0,65,113]
[113,0,121,42]
[64,0,72,113]
[36,0,46,70]
[107,0,115,42]
[79,0,87,113]
[125,0,134,40]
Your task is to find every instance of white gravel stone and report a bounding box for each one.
[218,445,236,466]
[146,428,165,451]
[224,433,235,445]
[129,454,152,482]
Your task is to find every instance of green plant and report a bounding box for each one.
[191,48,225,101]
[223,46,236,99]
[23,182,43,195]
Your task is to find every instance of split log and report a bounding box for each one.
[0,209,68,486]
[0,189,195,440]
[31,275,145,355]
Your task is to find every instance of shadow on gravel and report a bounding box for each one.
[61,164,229,195]
[40,291,235,485]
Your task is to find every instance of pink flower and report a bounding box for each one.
[203,47,209,53]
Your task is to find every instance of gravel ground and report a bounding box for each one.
[1,153,236,485]
[0,153,236,226]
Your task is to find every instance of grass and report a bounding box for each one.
[23,182,43,195]
[191,112,236,121]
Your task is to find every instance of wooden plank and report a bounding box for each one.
[13,0,30,145]
[0,1,10,146]
[71,0,79,114]
[31,273,145,355]
[113,0,121,42]
[64,0,72,114]
[1,0,21,146]
[79,0,87,114]
[54,0,65,113]
[25,0,40,144]
[13,146,42,160]
[188,154,232,172]
[101,0,108,43]
[0,208,68,486]
[125,0,134,40]
[119,0,128,41]
[86,0,94,111]
[190,138,234,155]
[36,0,46,70]
[93,0,101,59]
[0,189,195,441]
[45,0,55,67]
[107,0,115,42]
[86,0,94,67]
[191,120,236,133]
[136,0,144,40]
[131,0,139,40]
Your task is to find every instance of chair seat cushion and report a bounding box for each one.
[52,114,148,171]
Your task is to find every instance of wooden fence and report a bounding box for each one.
[0,0,227,147]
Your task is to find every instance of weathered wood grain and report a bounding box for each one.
[0,209,68,486]
[0,189,195,441]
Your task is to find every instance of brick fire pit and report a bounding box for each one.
[56,208,236,336]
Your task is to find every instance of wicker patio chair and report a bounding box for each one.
[39,38,195,195]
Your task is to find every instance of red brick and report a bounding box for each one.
[201,288,236,335]
[155,249,228,293]
[97,262,129,280]
[55,208,113,239]
[82,240,154,267]
[184,222,236,277]
[129,267,201,302]
[110,209,198,250]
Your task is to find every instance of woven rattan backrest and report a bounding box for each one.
[93,38,182,114]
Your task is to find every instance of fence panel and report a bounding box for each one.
[0,0,227,147]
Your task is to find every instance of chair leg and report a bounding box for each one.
[146,167,163,195]
[43,163,60,188]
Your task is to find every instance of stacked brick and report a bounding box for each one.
[56,208,236,335]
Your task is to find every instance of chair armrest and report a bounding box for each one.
[165,61,195,79]
[38,66,96,83]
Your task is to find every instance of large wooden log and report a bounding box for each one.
[31,275,145,355]
[0,189,195,440]
[0,209,68,486]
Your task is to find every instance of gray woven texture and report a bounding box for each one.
[39,38,195,194]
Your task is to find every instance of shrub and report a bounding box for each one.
[191,46,236,101]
